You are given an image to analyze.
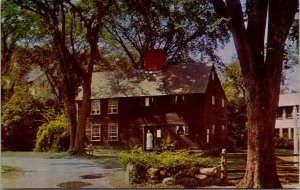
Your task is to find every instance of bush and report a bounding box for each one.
[1,87,43,150]
[119,146,212,169]
[274,135,293,149]
[34,113,70,152]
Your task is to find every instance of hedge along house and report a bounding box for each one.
[76,50,228,150]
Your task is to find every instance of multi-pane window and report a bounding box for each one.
[145,97,150,106]
[212,96,215,105]
[91,124,101,141]
[108,99,118,114]
[108,123,118,141]
[91,100,101,115]
[206,129,210,143]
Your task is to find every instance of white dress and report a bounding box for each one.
[146,132,153,150]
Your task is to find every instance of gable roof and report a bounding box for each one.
[278,93,300,107]
[76,63,213,100]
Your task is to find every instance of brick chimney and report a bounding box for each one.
[144,49,166,71]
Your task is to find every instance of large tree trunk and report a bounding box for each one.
[237,80,281,188]
[212,0,298,188]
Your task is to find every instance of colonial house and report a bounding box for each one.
[275,93,299,140]
[76,50,228,150]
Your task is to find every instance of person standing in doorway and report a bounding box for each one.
[146,130,153,151]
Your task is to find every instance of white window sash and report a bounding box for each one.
[91,100,101,115]
[91,124,101,141]
[108,123,118,141]
[108,99,118,114]
[145,97,150,106]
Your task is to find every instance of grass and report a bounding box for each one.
[1,165,25,179]
[1,151,67,158]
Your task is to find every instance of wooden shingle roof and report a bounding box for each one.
[76,63,213,100]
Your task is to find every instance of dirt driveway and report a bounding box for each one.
[1,156,123,188]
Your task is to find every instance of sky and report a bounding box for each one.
[217,38,300,93]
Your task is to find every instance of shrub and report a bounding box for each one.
[274,135,293,149]
[119,146,212,169]
[159,134,176,152]
[35,113,70,152]
[1,87,43,150]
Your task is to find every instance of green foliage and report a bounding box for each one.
[119,146,212,169]
[274,135,293,149]
[158,134,176,152]
[222,62,247,148]
[1,86,43,150]
[35,113,70,152]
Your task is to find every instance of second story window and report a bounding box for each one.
[212,96,215,105]
[108,99,118,114]
[222,99,225,107]
[212,71,215,80]
[91,99,101,115]
[145,97,150,106]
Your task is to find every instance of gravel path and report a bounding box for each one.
[1,156,122,188]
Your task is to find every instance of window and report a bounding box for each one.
[91,100,101,115]
[212,96,215,105]
[91,124,101,141]
[212,71,215,80]
[222,125,225,131]
[206,129,210,143]
[108,99,118,114]
[176,125,186,134]
[145,97,150,106]
[222,99,225,107]
[174,95,178,104]
[212,125,215,135]
[108,123,118,141]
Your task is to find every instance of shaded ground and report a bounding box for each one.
[1,153,122,188]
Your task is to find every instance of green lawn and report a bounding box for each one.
[2,165,25,179]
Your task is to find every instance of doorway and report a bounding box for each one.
[144,126,154,151]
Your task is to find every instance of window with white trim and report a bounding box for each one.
[212,71,215,80]
[222,125,225,131]
[108,99,118,114]
[145,97,150,106]
[222,99,225,107]
[212,96,215,105]
[206,129,210,143]
[91,124,101,141]
[108,123,118,141]
[91,100,101,115]
[212,125,215,135]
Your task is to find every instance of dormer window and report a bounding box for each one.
[108,99,118,114]
[91,99,101,115]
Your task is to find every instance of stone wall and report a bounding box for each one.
[125,163,223,188]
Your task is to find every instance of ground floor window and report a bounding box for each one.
[108,123,118,141]
[176,125,186,135]
[91,124,101,141]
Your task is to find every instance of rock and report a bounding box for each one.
[199,167,220,177]
[195,174,213,186]
[182,167,199,177]
[159,169,167,178]
[146,167,159,180]
[162,177,176,185]
[211,178,221,185]
[214,166,221,178]
[124,163,134,185]
[176,177,200,188]
[147,179,160,184]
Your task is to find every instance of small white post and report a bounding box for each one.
[220,149,228,184]
[288,128,292,140]
[292,106,298,166]
[279,128,283,138]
